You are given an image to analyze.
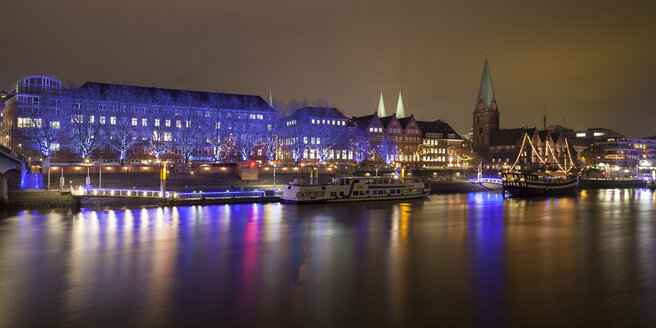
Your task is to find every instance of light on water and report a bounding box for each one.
[1,190,656,327]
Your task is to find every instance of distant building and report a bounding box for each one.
[279,106,353,164]
[589,137,656,177]
[417,120,473,168]
[471,59,573,170]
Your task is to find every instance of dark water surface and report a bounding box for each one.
[1,190,656,327]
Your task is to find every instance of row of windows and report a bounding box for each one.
[423,148,447,154]
[17,117,61,129]
[420,156,450,162]
[311,119,345,126]
[302,148,353,160]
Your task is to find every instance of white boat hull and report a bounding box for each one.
[281,177,429,204]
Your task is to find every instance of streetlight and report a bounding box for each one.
[273,164,277,187]
[85,158,90,187]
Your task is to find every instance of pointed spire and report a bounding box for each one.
[377,87,386,117]
[395,87,405,118]
[477,57,496,110]
[268,88,273,108]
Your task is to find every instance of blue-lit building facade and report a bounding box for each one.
[2,75,473,170]
[1,75,276,164]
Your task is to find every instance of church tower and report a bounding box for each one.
[472,57,500,150]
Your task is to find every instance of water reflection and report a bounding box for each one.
[1,189,656,326]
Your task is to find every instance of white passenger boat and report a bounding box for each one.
[281,176,430,204]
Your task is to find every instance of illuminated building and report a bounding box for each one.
[1,75,275,164]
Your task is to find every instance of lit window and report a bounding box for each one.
[110,117,117,125]
[176,120,181,128]
[50,121,60,129]
[89,116,95,123]
[142,118,147,126]
[132,118,137,126]
[165,120,171,127]
[100,116,106,124]
[155,119,160,126]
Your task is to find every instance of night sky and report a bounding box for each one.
[2,0,655,137]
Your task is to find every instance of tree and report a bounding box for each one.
[205,94,232,162]
[25,92,63,161]
[66,85,106,160]
[581,144,605,168]
[262,99,286,163]
[350,129,373,164]
[144,90,174,160]
[177,92,205,163]
[106,84,139,165]
[232,98,265,161]
[378,135,400,165]
[282,106,309,163]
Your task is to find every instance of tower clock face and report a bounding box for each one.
[477,103,483,110]
[492,103,497,110]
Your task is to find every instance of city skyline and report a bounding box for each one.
[1,1,655,138]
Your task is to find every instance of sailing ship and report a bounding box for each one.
[502,133,579,197]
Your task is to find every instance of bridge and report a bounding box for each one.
[0,144,28,206]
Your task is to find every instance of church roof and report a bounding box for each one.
[377,89,386,117]
[477,58,495,109]
[396,89,405,118]
[490,128,535,146]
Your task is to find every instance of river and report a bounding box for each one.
[1,189,655,327]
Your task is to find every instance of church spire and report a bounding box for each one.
[395,87,405,118]
[377,87,386,117]
[477,57,496,110]
[268,88,273,108]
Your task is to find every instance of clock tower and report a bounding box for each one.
[472,57,499,151]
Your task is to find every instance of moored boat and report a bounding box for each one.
[501,132,579,197]
[503,171,579,197]
[281,176,429,204]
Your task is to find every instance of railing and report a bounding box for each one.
[173,190,270,200]
[467,178,503,184]
[73,187,281,201]
[73,187,169,198]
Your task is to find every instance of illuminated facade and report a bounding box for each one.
[1,75,276,164]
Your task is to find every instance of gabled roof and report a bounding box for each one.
[290,106,347,119]
[477,58,495,110]
[351,113,379,127]
[379,115,398,128]
[417,120,462,139]
[490,128,536,146]
[77,81,275,112]
[398,116,415,129]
